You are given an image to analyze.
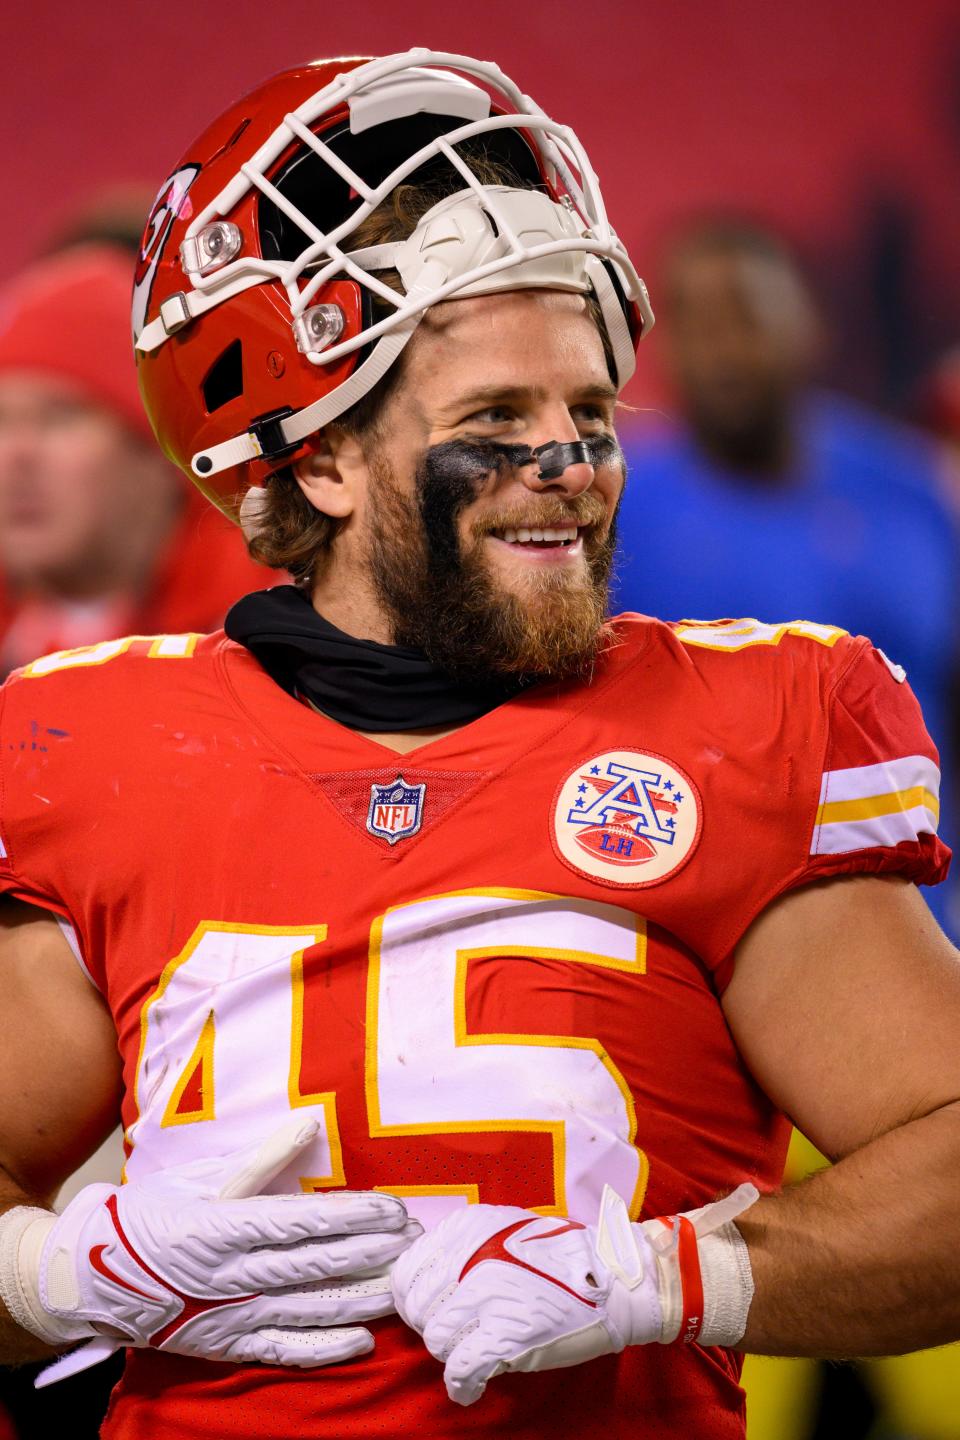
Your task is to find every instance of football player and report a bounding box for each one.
[0,49,958,1440]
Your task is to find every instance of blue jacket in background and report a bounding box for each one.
[613,390,960,932]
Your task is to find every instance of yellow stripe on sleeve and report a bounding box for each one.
[816,786,940,827]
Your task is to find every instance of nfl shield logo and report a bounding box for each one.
[366,776,427,845]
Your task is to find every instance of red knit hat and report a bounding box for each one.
[0,244,152,441]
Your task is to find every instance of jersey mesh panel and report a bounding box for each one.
[308,767,487,847]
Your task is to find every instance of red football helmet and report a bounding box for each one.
[133,49,653,521]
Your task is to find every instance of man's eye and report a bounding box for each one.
[573,404,612,428]
[465,407,515,425]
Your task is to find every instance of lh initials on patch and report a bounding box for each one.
[552,750,701,887]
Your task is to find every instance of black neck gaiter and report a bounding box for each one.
[225,585,522,732]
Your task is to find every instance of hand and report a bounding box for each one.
[391,1183,757,1406]
[10,1119,421,1375]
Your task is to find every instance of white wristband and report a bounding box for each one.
[0,1206,63,1344]
[696,1220,755,1347]
[640,1185,758,1348]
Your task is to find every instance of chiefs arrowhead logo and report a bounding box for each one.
[132,164,200,345]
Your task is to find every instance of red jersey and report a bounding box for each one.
[0,614,947,1440]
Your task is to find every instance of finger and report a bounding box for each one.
[218,1118,320,1200]
[389,1235,426,1305]
[320,1192,412,1234]
[421,1271,553,1362]
[422,1293,487,1362]
[391,1244,458,1333]
[443,1329,510,1407]
[231,1222,422,1290]
[219,1325,375,1370]
[213,1191,410,1247]
[242,1281,397,1329]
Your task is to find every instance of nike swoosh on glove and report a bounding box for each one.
[391,1182,758,1406]
[0,1118,421,1379]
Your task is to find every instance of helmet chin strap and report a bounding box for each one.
[191,303,424,481]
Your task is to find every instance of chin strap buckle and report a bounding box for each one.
[249,407,299,461]
[191,407,298,479]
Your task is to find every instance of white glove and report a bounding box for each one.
[391,1182,758,1406]
[0,1118,421,1379]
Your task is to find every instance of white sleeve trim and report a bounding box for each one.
[817,754,940,806]
[812,753,941,857]
[55,917,99,991]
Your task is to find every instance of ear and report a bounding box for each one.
[292,430,368,521]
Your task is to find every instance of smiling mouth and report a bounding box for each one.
[488,524,583,549]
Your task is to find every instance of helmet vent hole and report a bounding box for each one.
[202,340,243,413]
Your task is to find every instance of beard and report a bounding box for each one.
[365,444,619,687]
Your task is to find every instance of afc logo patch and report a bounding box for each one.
[366,776,427,845]
[552,749,701,887]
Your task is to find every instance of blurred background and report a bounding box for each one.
[3,1,960,1436]
[7,0,960,413]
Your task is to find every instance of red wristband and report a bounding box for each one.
[675,1215,704,1343]
[655,1212,705,1343]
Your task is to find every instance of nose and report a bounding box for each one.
[520,440,595,497]
[522,457,595,497]
[534,439,597,479]
[507,401,604,496]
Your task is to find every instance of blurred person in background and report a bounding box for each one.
[45,183,155,260]
[0,244,272,678]
[614,219,960,1440]
[916,346,960,468]
[614,218,960,940]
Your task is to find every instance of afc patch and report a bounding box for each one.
[366,776,427,845]
[552,749,701,887]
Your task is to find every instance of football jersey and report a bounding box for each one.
[0,614,947,1440]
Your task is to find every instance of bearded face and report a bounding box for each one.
[366,438,622,686]
[296,291,628,682]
